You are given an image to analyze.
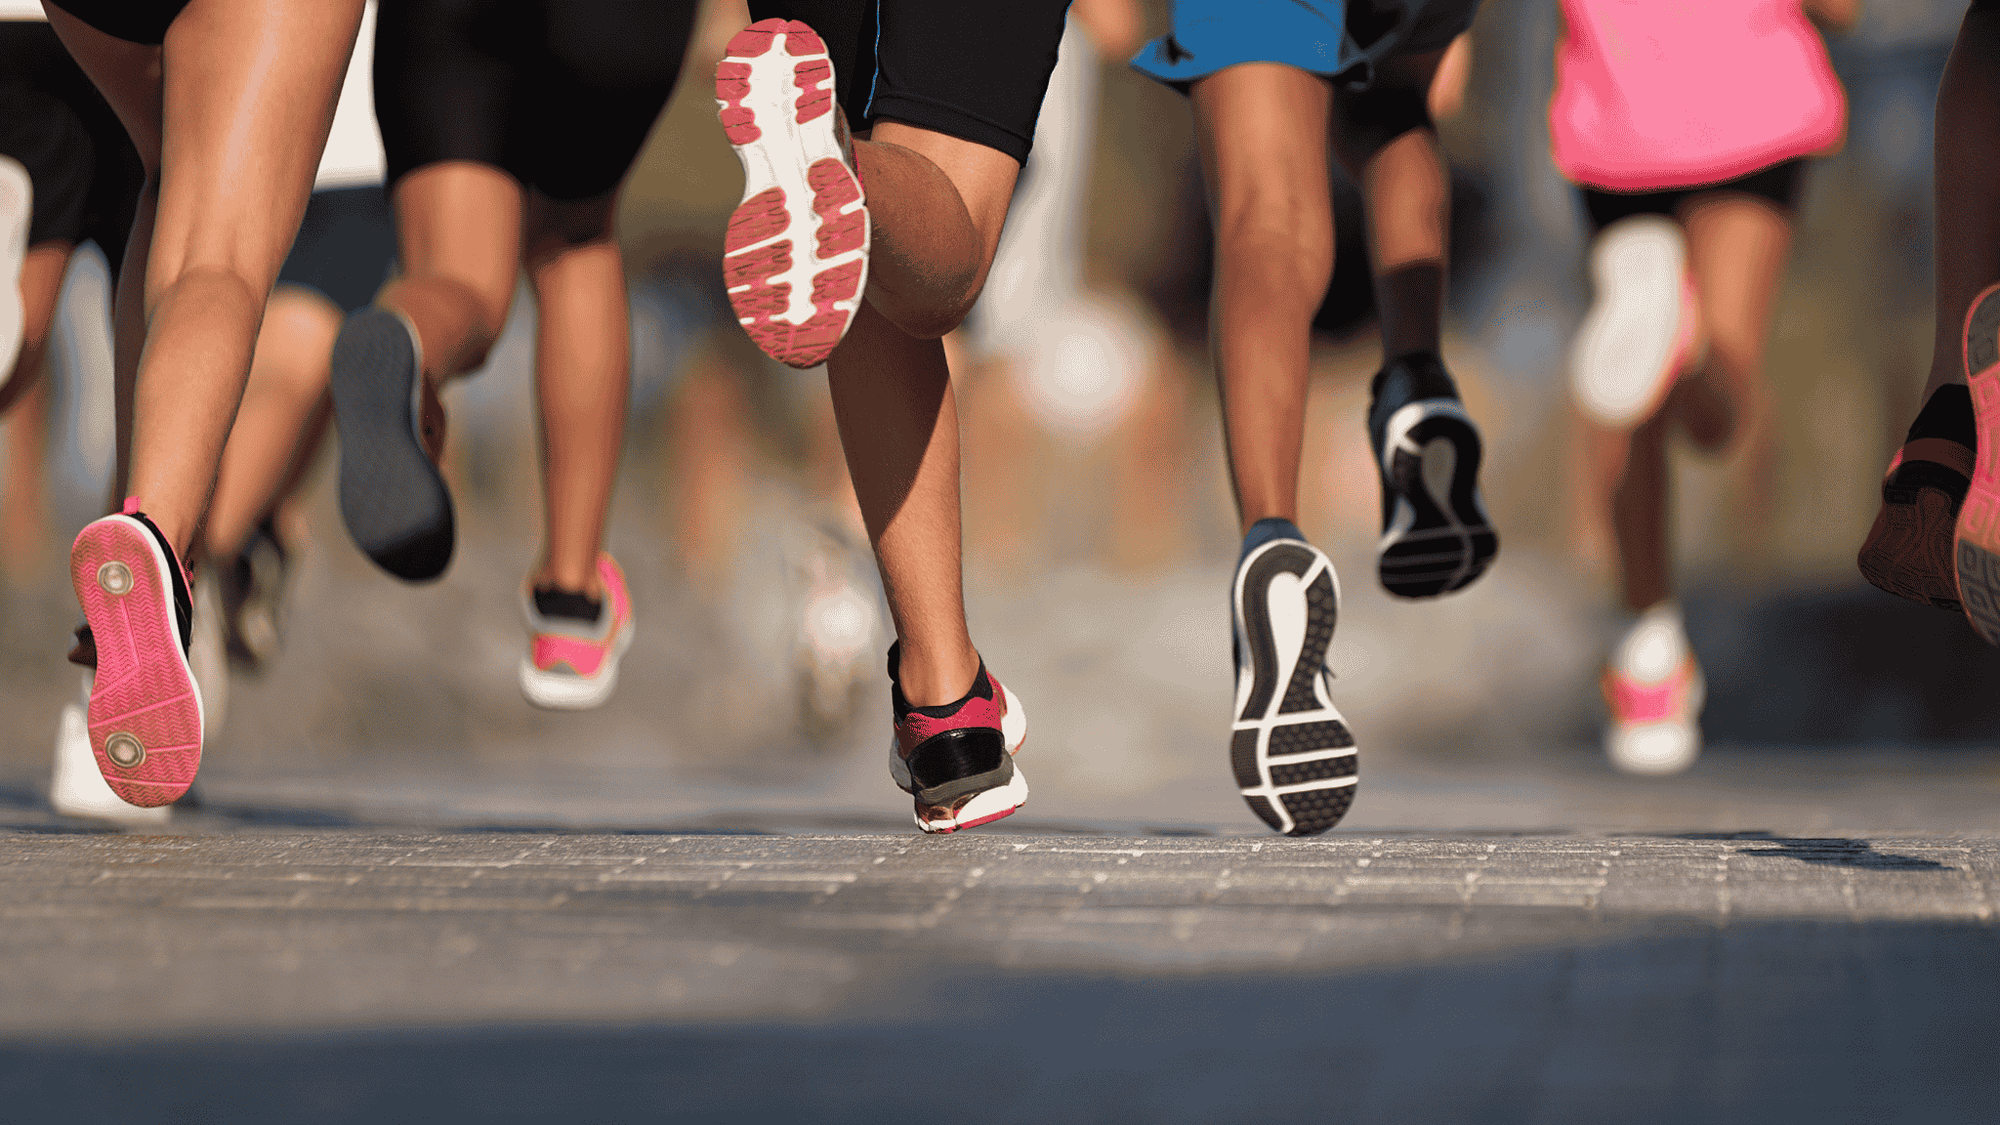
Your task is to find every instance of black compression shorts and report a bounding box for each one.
[747,0,1072,165]
[1582,161,1805,233]
[0,20,143,275]
[277,185,396,314]
[373,0,697,201]
[43,0,191,45]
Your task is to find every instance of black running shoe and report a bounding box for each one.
[1230,535,1357,836]
[1367,352,1499,598]
[329,307,455,582]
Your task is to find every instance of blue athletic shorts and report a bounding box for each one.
[1131,0,1478,94]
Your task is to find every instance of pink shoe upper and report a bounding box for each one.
[893,668,1010,760]
[528,554,632,678]
[1603,659,1698,726]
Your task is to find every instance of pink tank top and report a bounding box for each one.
[1549,0,1846,192]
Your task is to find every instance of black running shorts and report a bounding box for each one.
[42,0,191,45]
[747,0,1072,165]
[0,19,143,273]
[277,185,396,314]
[373,0,697,200]
[1582,160,1805,233]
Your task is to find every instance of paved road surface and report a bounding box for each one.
[4,827,1998,1123]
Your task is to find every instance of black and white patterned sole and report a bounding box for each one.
[1377,397,1499,599]
[1230,539,1357,836]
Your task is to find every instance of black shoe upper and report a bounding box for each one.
[1366,351,1462,464]
[127,511,193,655]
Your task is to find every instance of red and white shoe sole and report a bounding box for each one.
[716,19,868,370]
[918,768,1029,834]
[70,516,204,808]
[1957,283,2000,643]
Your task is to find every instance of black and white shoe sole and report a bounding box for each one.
[1377,398,1498,598]
[329,308,455,583]
[1230,539,1357,836]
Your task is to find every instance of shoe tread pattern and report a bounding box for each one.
[1379,407,1498,599]
[1233,541,1356,837]
[330,310,454,581]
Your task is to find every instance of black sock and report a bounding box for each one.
[533,586,602,624]
[1905,384,1975,448]
[1889,386,1975,502]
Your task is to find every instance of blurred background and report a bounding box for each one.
[4,0,1999,834]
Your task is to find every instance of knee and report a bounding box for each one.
[876,292,977,341]
[1214,201,1334,289]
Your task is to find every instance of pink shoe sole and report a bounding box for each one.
[716,19,868,369]
[70,516,202,807]
[1957,283,2000,644]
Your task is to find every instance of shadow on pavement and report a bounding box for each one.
[1665,831,1952,870]
[4,918,1995,1124]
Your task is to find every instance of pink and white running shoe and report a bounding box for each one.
[68,501,204,807]
[886,645,1028,834]
[1601,603,1703,777]
[715,18,869,369]
[519,553,635,711]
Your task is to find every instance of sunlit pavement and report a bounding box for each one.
[6,773,2000,1122]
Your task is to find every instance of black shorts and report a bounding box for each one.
[373,0,697,200]
[276,185,395,314]
[43,0,191,45]
[0,20,143,274]
[748,0,1071,165]
[1582,161,1806,233]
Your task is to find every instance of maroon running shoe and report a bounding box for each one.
[886,645,1028,834]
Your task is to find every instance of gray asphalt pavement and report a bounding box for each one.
[4,826,2000,1123]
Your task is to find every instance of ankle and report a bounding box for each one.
[531,564,602,600]
[892,640,982,708]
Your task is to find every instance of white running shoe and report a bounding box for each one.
[50,673,172,825]
[1571,215,1699,428]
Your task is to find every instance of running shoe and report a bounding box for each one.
[1570,215,1701,428]
[0,154,29,382]
[1958,282,2000,644]
[1601,603,1703,776]
[519,553,635,710]
[716,18,869,369]
[68,501,204,807]
[50,673,172,825]
[329,306,455,582]
[1231,533,1357,836]
[1858,443,1969,612]
[886,644,1027,833]
[1368,351,1499,598]
[219,518,292,672]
